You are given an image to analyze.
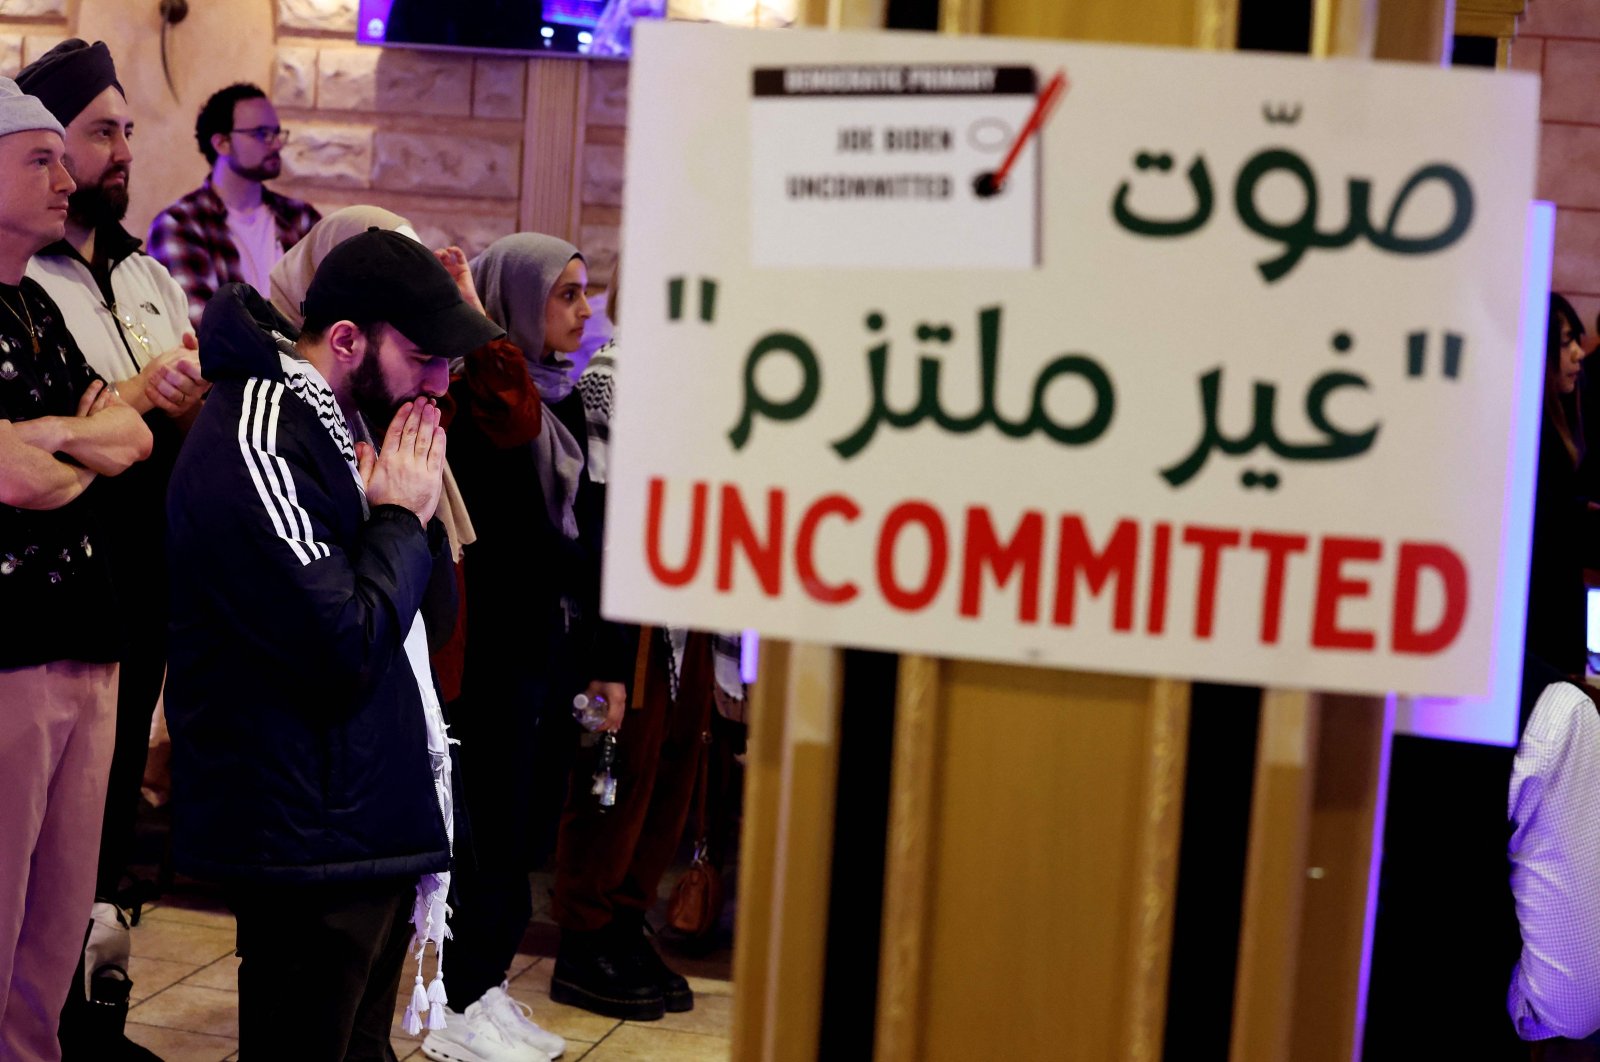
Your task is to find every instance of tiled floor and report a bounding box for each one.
[123,894,734,1061]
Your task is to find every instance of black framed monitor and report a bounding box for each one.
[358,0,629,59]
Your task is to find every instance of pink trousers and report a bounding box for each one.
[0,660,117,1062]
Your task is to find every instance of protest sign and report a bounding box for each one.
[604,21,1544,707]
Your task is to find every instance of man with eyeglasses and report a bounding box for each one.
[16,39,205,1060]
[148,82,320,328]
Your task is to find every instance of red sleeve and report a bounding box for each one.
[450,336,543,448]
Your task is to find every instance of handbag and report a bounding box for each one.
[666,726,722,938]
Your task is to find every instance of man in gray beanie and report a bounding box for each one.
[20,37,201,1055]
[19,38,200,1060]
[0,74,152,1062]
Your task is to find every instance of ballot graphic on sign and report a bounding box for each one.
[750,65,1044,269]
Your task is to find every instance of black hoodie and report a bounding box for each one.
[164,283,451,885]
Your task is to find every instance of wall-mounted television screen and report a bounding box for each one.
[358,0,631,59]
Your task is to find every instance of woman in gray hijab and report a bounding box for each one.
[431,233,636,1058]
[470,234,591,542]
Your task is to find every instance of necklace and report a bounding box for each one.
[0,287,38,354]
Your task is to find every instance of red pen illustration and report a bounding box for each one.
[976,68,1068,197]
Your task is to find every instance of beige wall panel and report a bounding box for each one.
[1541,39,1600,123]
[1522,0,1600,37]
[520,59,585,240]
[1537,109,1600,210]
[1552,207,1600,294]
[1509,36,1542,74]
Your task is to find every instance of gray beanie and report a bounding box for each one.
[0,76,64,139]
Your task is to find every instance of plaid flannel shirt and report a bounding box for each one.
[147,178,320,329]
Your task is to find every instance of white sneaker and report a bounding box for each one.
[482,982,567,1059]
[420,998,546,1062]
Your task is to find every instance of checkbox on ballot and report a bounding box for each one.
[750,64,1045,270]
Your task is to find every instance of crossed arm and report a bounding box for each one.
[0,381,153,509]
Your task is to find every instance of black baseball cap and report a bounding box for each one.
[302,228,503,360]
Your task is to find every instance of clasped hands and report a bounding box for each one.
[136,333,209,416]
[356,399,447,528]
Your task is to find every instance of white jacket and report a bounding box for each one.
[27,228,193,384]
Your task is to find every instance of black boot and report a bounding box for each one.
[550,927,666,1021]
[59,902,163,1061]
[614,916,693,1013]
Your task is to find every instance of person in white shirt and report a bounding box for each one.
[1507,675,1600,1047]
[147,82,320,327]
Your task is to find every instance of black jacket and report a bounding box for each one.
[448,385,634,699]
[164,284,451,885]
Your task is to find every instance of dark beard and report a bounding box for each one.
[227,154,281,183]
[67,172,129,230]
[348,352,405,438]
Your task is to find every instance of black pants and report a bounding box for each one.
[97,417,180,897]
[96,629,164,896]
[229,879,415,1062]
[445,700,576,1010]
[445,644,578,1011]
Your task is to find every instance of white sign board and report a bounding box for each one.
[604,22,1543,712]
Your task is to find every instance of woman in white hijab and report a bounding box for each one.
[267,209,544,702]
[269,205,417,329]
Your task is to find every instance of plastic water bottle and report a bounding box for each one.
[591,733,618,809]
[574,693,619,809]
[572,692,608,731]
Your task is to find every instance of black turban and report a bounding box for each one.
[16,39,123,128]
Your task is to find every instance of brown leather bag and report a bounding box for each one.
[666,729,722,938]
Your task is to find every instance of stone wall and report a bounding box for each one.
[270,3,526,259]
[1515,0,1600,331]
[273,0,628,275]
[0,0,627,278]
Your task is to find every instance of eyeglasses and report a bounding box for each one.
[229,126,290,146]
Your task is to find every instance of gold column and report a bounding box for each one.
[1229,692,1395,1062]
[959,0,1237,49]
[519,61,585,240]
[862,8,1230,1061]
[729,642,844,1062]
[1454,0,1526,42]
[1374,0,1454,62]
[1227,5,1446,1060]
[1314,0,1378,58]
